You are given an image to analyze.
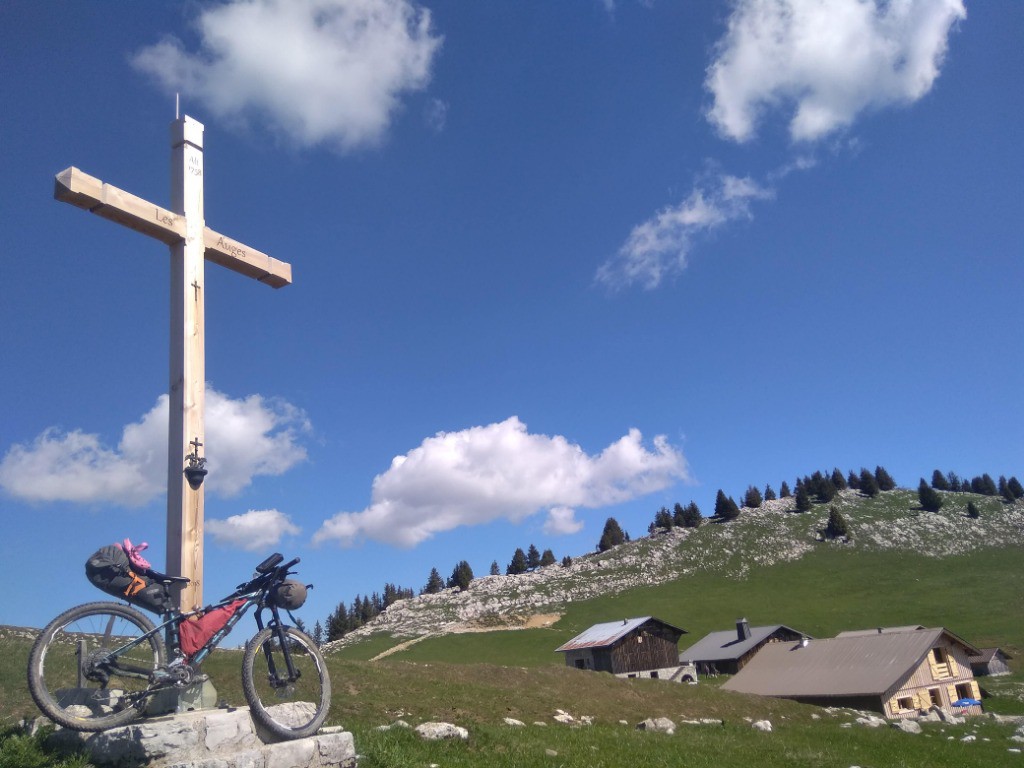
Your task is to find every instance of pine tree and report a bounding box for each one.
[672,502,687,527]
[312,620,324,647]
[831,468,847,491]
[423,567,445,595]
[764,484,776,501]
[847,470,860,490]
[1008,476,1024,500]
[679,501,702,527]
[326,602,349,642]
[654,507,674,530]
[946,471,962,492]
[967,501,980,519]
[931,470,949,491]
[980,473,998,496]
[489,560,500,576]
[874,466,896,491]
[507,548,528,575]
[794,485,812,512]
[918,478,943,512]
[448,560,474,590]
[999,476,1015,503]
[561,555,573,567]
[744,485,763,509]
[859,468,880,497]
[540,548,556,567]
[825,506,849,539]
[597,517,627,551]
[779,481,791,498]
[526,544,541,569]
[713,490,740,521]
[816,478,838,503]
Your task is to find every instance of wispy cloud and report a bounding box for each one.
[600,0,965,290]
[0,389,309,506]
[132,0,443,152]
[705,0,966,143]
[597,173,774,290]
[207,509,301,551]
[313,416,690,548]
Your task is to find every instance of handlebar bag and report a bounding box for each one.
[179,599,247,658]
[85,544,171,614]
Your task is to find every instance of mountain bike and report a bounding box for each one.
[27,553,330,740]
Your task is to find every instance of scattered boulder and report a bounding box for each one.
[503,718,525,727]
[893,720,922,734]
[375,720,411,732]
[751,720,772,732]
[545,748,558,757]
[636,718,676,735]
[414,722,469,741]
[855,715,887,728]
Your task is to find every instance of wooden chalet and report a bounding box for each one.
[680,618,808,675]
[555,617,689,679]
[722,626,983,719]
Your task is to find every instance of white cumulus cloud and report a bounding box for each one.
[597,173,773,290]
[313,416,690,548]
[543,506,584,536]
[206,509,301,551]
[132,0,443,152]
[705,0,966,143]
[0,389,308,506]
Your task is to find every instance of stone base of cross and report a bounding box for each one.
[55,116,292,611]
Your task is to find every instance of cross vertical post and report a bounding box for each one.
[53,115,293,614]
[168,116,206,612]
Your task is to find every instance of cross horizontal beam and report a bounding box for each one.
[54,167,292,288]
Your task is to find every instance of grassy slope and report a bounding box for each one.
[4,489,1023,767]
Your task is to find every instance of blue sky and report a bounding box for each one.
[2,1,1021,631]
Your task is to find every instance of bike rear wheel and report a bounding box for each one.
[242,626,330,740]
[28,601,166,731]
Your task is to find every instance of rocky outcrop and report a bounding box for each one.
[321,492,1024,653]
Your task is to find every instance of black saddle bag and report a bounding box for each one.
[85,544,172,614]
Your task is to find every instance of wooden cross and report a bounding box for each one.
[54,116,292,611]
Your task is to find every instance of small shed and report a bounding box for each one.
[555,617,687,677]
[969,648,1013,677]
[680,619,808,675]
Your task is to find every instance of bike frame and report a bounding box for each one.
[95,560,304,696]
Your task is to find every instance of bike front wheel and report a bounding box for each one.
[242,626,331,740]
[27,601,166,731]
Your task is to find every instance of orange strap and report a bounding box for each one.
[123,570,147,597]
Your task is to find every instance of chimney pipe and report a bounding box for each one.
[737,618,751,641]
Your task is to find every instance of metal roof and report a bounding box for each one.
[680,625,808,663]
[721,628,975,698]
[836,625,925,637]
[554,617,686,653]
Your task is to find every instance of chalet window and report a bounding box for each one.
[929,647,953,679]
[651,671,659,679]
[575,659,585,670]
[955,683,974,700]
[928,688,942,707]
[896,696,914,711]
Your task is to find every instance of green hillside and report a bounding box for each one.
[3,487,1023,767]
[328,488,1024,667]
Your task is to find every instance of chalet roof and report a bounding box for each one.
[970,647,1013,663]
[722,628,979,699]
[836,625,926,637]
[554,616,686,653]
[680,624,807,663]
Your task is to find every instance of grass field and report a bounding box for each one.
[3,490,1023,766]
